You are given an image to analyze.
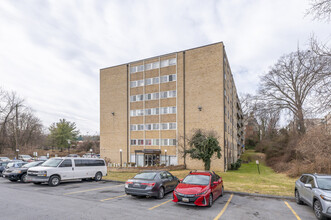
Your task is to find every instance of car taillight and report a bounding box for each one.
[125,181,133,188]
[141,182,156,186]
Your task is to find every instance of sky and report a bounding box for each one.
[0,0,329,134]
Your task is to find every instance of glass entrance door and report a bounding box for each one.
[144,154,160,166]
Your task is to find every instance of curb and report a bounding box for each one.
[225,190,295,201]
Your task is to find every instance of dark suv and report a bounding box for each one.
[2,161,43,183]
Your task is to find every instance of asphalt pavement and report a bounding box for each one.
[0,177,317,220]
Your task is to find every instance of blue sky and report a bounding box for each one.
[0,0,329,134]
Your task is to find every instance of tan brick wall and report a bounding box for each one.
[100,65,128,164]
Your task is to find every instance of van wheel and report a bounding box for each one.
[95,172,102,181]
[20,173,27,183]
[49,175,60,187]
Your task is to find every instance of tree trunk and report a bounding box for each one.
[204,158,211,171]
[297,108,306,134]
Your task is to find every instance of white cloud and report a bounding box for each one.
[0,0,329,133]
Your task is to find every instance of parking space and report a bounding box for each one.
[0,178,316,220]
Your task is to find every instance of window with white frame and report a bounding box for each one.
[130,58,176,74]
[169,122,176,129]
[152,61,160,69]
[145,63,152,70]
[145,78,153,86]
[138,124,144,130]
[130,74,176,88]
[137,65,144,72]
[145,139,152,145]
[161,59,169,67]
[161,123,168,130]
[153,123,159,130]
[145,124,152,130]
[153,77,159,84]
[169,58,176,66]
[152,139,159,145]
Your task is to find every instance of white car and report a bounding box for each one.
[0,157,10,162]
[18,155,32,162]
[27,157,107,186]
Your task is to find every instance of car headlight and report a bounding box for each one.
[37,171,47,177]
[196,190,208,196]
[320,195,331,201]
[12,170,22,174]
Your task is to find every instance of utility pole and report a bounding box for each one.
[15,104,19,159]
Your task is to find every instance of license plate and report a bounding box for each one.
[133,183,140,187]
[182,198,189,202]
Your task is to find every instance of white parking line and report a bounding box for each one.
[64,184,124,195]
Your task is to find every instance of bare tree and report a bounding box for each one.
[259,50,330,134]
[306,0,331,22]
[0,88,44,154]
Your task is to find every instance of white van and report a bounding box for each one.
[27,157,107,186]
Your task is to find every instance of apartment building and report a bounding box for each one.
[100,42,244,171]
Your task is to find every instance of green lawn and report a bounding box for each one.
[104,150,296,197]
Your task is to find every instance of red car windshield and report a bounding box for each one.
[182,175,210,185]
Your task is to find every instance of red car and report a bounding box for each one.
[172,171,223,207]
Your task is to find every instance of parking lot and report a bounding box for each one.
[0,178,316,220]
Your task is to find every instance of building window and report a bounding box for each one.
[130,125,136,131]
[138,139,144,145]
[161,123,168,130]
[169,58,176,66]
[131,140,137,145]
[145,63,152,70]
[137,65,144,72]
[145,139,152,145]
[130,66,137,74]
[161,59,169,67]
[153,77,159,84]
[153,124,159,130]
[152,139,160,146]
[152,61,160,69]
[169,122,176,130]
[145,78,153,86]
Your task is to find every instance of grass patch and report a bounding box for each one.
[104,150,296,197]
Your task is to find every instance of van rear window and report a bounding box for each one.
[74,159,105,167]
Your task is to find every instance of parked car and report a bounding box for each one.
[172,171,224,207]
[66,154,80,158]
[5,161,27,169]
[0,157,10,162]
[2,161,44,183]
[18,155,33,162]
[295,173,331,220]
[27,157,107,186]
[125,170,179,199]
[82,153,98,158]
[37,156,48,161]
[0,161,9,174]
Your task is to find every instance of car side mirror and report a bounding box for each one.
[179,178,183,182]
[304,183,312,189]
